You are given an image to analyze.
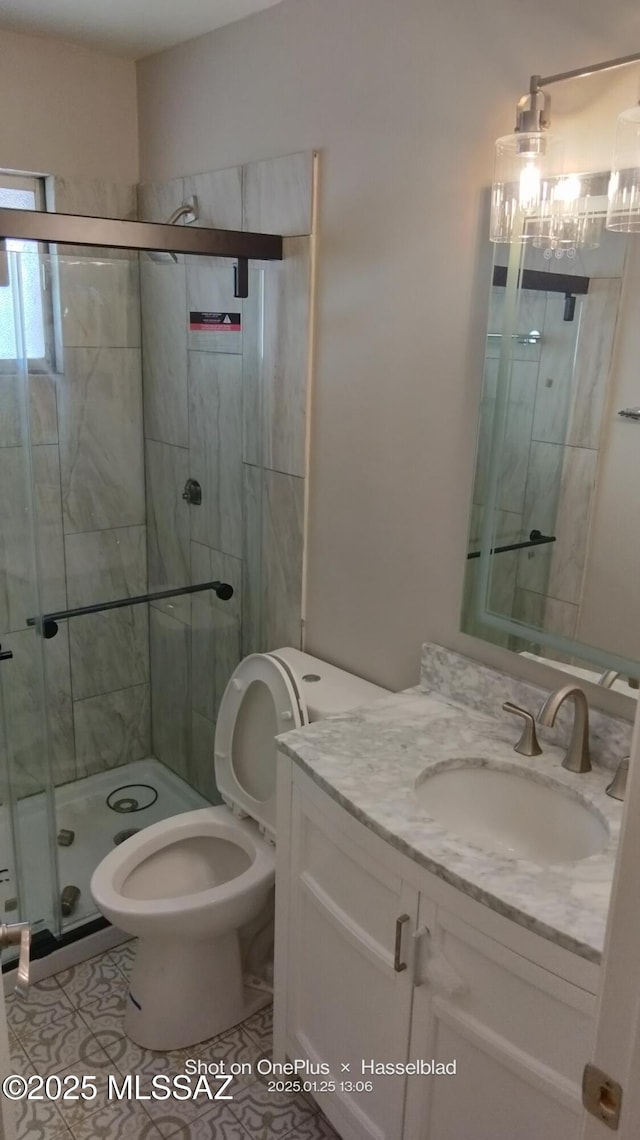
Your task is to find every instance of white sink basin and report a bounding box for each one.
[414,763,608,863]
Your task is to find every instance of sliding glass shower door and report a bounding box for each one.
[0,233,266,946]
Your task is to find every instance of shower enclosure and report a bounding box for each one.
[0,203,282,957]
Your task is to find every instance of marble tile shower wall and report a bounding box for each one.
[138,152,315,800]
[0,178,148,799]
[465,271,619,655]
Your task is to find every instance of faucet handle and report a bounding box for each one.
[503,702,543,757]
[606,755,630,802]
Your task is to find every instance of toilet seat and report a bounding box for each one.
[214,653,309,840]
[91,808,274,924]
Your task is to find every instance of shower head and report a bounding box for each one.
[147,250,179,264]
[146,195,199,263]
[166,197,199,226]
[146,250,178,264]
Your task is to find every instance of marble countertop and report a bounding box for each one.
[277,687,623,963]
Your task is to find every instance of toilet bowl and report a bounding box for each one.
[91,647,389,1051]
[91,808,275,1050]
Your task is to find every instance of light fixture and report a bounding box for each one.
[533,172,604,254]
[607,104,640,231]
[491,87,564,244]
[491,51,640,244]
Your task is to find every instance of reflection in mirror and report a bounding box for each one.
[462,211,640,699]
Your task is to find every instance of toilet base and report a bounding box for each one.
[124,932,245,1051]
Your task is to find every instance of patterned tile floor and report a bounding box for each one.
[5,943,341,1140]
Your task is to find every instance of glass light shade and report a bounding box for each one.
[533,174,604,254]
[490,132,564,243]
[606,105,640,232]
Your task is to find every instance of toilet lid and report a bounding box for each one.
[214,653,308,839]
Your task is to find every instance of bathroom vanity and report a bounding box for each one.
[273,648,628,1140]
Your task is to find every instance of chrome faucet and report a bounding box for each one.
[537,685,592,774]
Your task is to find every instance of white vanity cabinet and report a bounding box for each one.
[274,759,425,1139]
[274,757,600,1140]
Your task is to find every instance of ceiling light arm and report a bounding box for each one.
[524,52,640,132]
[534,50,640,92]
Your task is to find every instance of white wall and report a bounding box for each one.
[137,0,640,695]
[0,27,138,181]
[554,66,640,175]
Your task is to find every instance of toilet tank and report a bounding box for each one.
[271,647,390,721]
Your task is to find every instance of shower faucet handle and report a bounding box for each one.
[182,478,202,505]
[0,921,31,998]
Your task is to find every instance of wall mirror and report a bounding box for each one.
[462,167,640,700]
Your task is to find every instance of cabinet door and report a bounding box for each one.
[405,901,589,1140]
[284,779,420,1140]
[427,1021,581,1140]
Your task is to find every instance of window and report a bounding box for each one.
[0,173,54,370]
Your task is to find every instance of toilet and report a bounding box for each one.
[90,647,389,1051]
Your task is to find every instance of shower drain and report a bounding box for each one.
[113,797,138,813]
[114,829,140,846]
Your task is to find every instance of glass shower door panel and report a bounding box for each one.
[143,255,265,807]
[0,249,60,953]
[34,246,148,931]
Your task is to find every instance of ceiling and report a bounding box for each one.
[0,0,286,59]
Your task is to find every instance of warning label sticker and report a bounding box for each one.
[189,311,241,332]
[188,311,242,352]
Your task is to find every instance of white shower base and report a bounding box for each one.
[2,758,208,936]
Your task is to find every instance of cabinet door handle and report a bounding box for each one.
[394,914,410,972]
